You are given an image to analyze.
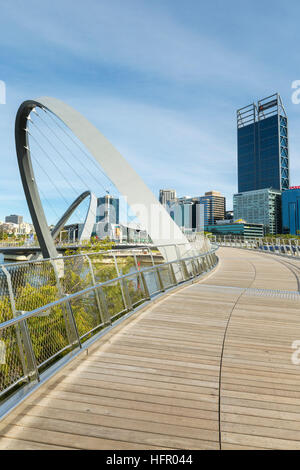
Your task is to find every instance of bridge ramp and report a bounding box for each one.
[0,248,300,449]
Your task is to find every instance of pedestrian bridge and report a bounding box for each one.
[1,247,300,450]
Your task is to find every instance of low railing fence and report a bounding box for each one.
[215,237,300,257]
[0,242,218,409]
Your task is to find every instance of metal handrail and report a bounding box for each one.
[0,239,218,415]
[0,240,198,269]
[0,245,218,332]
[216,237,300,259]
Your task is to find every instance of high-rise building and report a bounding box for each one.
[203,191,226,223]
[189,191,225,225]
[96,195,119,224]
[233,188,282,235]
[5,214,23,224]
[237,93,289,192]
[159,189,177,205]
[282,187,300,235]
[168,200,193,231]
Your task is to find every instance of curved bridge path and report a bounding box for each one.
[1,248,300,450]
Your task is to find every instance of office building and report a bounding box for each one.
[205,221,264,239]
[237,93,289,192]
[282,186,300,235]
[159,189,177,205]
[204,191,226,222]
[96,195,119,224]
[5,214,23,224]
[188,191,225,225]
[233,188,282,235]
[225,210,234,220]
[168,200,193,231]
[163,190,224,232]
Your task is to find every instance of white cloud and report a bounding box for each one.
[63,92,237,205]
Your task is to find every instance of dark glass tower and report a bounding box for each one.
[237,93,289,192]
[282,187,300,235]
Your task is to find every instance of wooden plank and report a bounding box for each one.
[26,394,219,430]
[0,425,165,450]
[4,414,219,449]
[0,437,73,450]
[0,247,299,450]
[30,388,219,422]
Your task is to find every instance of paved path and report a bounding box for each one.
[0,248,300,449]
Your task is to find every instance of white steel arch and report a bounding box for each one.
[36,97,191,260]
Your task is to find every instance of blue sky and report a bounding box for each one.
[0,0,300,223]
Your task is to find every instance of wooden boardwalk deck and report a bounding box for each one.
[1,248,300,449]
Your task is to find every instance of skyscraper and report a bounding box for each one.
[237,93,289,192]
[159,189,177,205]
[282,187,300,235]
[188,191,225,225]
[169,201,193,231]
[96,195,119,224]
[5,214,23,224]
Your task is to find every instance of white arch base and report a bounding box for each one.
[78,193,97,242]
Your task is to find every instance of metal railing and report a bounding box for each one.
[0,241,218,412]
[215,236,300,258]
[0,231,206,250]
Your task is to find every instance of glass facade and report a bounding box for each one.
[237,94,289,192]
[168,201,193,230]
[282,188,300,235]
[233,188,282,235]
[185,191,225,225]
[159,189,177,205]
[205,223,264,239]
[96,195,119,224]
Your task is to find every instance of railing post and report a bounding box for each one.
[121,276,133,310]
[147,247,155,266]
[16,312,39,382]
[205,255,210,271]
[193,257,200,276]
[84,255,105,325]
[140,271,151,299]
[50,259,81,348]
[169,263,178,286]
[207,254,213,269]
[282,239,287,255]
[156,266,165,292]
[112,253,127,310]
[204,255,210,270]
[191,259,198,278]
[174,245,185,281]
[2,266,39,383]
[181,260,190,279]
[97,286,111,324]
[133,252,144,295]
[196,256,202,274]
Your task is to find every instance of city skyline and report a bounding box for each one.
[1,0,300,223]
